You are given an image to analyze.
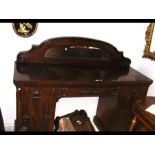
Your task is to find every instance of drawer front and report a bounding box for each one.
[57,87,119,97]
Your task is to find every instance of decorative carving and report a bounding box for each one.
[143,23,155,60]
[16,37,131,69]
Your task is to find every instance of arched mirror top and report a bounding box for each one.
[16,37,131,68]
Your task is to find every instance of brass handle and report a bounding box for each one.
[32,91,40,99]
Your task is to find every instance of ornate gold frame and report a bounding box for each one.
[143,23,155,60]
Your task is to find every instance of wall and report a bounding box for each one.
[0,23,154,128]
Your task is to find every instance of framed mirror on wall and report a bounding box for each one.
[143,23,155,60]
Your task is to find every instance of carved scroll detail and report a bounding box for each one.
[16,37,131,69]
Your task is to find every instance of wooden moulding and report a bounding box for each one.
[16,37,131,69]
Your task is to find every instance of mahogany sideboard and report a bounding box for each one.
[13,37,153,131]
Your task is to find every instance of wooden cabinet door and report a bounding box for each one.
[16,87,57,131]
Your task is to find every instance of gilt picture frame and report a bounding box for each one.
[143,23,155,60]
[12,23,38,38]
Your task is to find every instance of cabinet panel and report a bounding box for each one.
[16,87,57,131]
[114,85,149,131]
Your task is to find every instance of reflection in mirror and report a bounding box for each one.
[143,23,155,60]
[44,46,111,61]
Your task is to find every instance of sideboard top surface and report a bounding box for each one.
[14,63,153,87]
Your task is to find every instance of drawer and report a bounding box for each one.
[57,87,119,97]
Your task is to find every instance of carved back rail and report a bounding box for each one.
[16,37,131,68]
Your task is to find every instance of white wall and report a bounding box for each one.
[0,23,154,127]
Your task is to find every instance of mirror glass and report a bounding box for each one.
[44,46,111,61]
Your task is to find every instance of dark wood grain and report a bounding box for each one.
[14,37,153,131]
[16,37,131,68]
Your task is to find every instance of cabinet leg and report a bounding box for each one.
[94,96,118,131]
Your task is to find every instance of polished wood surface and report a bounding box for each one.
[14,64,150,87]
[14,37,153,131]
[16,37,131,68]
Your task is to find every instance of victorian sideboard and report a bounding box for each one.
[13,37,153,131]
